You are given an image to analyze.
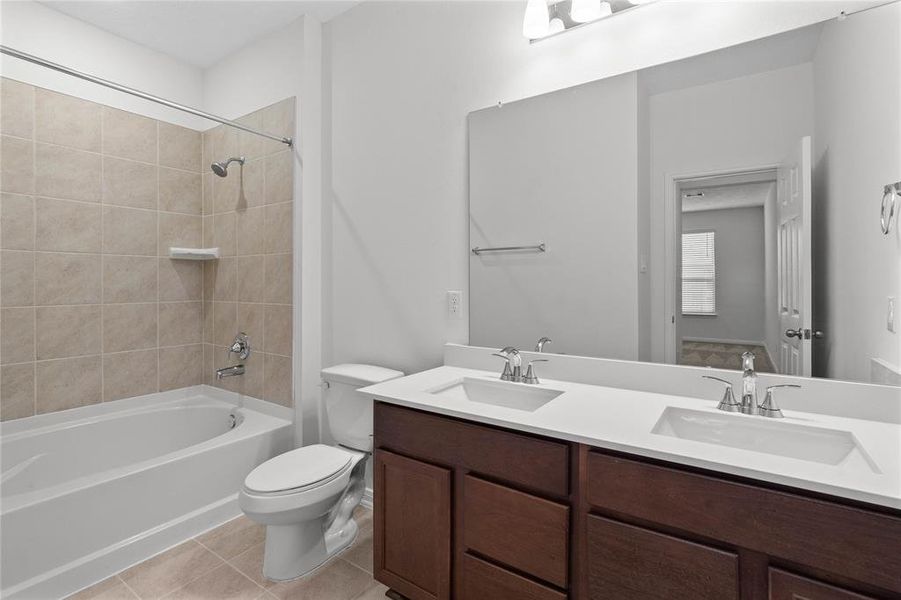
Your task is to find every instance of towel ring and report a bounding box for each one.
[881,183,898,235]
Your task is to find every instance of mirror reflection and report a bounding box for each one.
[469,16,900,385]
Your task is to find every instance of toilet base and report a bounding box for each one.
[262,517,359,582]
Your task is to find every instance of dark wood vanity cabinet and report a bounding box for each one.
[373,402,901,600]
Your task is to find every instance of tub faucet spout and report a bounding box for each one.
[216,365,245,380]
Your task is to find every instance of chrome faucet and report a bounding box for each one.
[216,333,250,380]
[740,351,758,415]
[704,352,802,418]
[492,347,522,382]
[535,337,552,353]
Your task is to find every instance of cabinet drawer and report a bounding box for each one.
[587,515,740,600]
[769,569,876,600]
[459,554,567,600]
[375,402,569,497]
[462,475,569,588]
[587,452,901,593]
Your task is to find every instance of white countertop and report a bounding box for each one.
[361,366,901,510]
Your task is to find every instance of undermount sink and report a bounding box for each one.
[428,377,564,412]
[651,407,880,472]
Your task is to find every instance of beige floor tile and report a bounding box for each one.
[119,540,224,600]
[350,582,390,600]
[227,542,273,590]
[67,576,138,600]
[341,528,373,575]
[196,515,266,561]
[161,564,265,600]
[268,559,372,600]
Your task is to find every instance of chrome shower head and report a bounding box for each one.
[211,156,245,177]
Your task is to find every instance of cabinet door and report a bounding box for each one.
[769,569,876,600]
[587,515,740,600]
[374,449,452,600]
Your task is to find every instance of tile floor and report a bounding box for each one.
[68,507,388,600]
[680,341,776,373]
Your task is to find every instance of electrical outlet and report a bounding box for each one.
[447,290,463,319]
[889,297,896,333]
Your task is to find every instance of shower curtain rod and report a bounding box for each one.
[0,45,293,147]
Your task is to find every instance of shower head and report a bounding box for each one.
[211,156,245,177]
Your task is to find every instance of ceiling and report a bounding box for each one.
[682,181,775,213]
[39,1,360,68]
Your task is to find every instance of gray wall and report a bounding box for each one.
[681,206,766,344]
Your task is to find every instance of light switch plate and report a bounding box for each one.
[888,297,896,333]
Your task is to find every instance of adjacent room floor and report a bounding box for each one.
[68,508,386,600]
[680,341,776,373]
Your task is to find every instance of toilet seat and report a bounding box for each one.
[243,445,353,496]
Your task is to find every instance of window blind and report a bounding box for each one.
[682,231,716,315]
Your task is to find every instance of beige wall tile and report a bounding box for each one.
[35,143,102,202]
[237,256,264,303]
[263,353,292,407]
[203,302,214,344]
[158,213,201,256]
[36,355,101,413]
[264,202,292,254]
[0,78,34,139]
[102,206,157,255]
[1,307,34,364]
[36,305,101,360]
[212,169,240,214]
[35,88,102,151]
[202,215,214,248]
[202,343,215,385]
[103,349,158,402]
[34,253,101,305]
[210,124,239,160]
[264,151,293,205]
[35,197,101,252]
[260,98,295,156]
[102,157,158,210]
[213,302,237,347]
[102,107,157,163]
[103,256,158,303]
[211,256,237,301]
[159,167,201,214]
[1,135,35,194]
[159,302,202,347]
[159,344,202,391]
[238,111,266,159]
[264,253,292,304]
[103,303,157,352]
[1,363,35,421]
[213,212,236,256]
[118,540,223,599]
[1,193,35,250]
[202,131,214,173]
[159,259,202,301]
[236,207,264,255]
[240,159,265,208]
[202,172,213,216]
[159,122,201,172]
[1,250,34,306]
[264,304,292,356]
[237,303,263,347]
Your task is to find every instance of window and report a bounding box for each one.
[682,231,716,315]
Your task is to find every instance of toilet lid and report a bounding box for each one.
[244,445,353,494]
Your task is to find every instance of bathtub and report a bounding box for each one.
[0,386,293,599]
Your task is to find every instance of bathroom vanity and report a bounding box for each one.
[365,361,901,600]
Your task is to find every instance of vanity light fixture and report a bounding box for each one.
[523,0,658,41]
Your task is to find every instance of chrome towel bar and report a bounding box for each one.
[471,242,546,255]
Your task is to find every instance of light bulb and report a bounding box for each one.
[548,17,565,34]
[570,0,601,22]
[522,0,550,38]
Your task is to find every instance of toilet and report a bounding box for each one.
[239,364,403,581]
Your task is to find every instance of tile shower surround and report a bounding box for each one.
[0,77,295,419]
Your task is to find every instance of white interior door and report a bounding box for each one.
[777,136,812,376]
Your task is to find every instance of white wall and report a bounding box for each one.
[647,62,815,361]
[681,206,766,344]
[469,74,638,359]
[811,2,901,382]
[323,0,850,377]
[202,16,322,446]
[0,0,204,128]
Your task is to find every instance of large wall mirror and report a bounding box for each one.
[468,4,901,386]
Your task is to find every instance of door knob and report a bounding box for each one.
[785,328,804,339]
[785,328,825,340]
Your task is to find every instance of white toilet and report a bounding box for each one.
[239,364,403,581]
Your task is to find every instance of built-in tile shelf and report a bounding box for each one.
[168,247,220,261]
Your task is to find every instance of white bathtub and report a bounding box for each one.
[0,386,293,599]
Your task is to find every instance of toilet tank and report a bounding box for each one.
[321,364,404,452]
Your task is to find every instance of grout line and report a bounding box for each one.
[115,574,141,600]
[31,83,37,417]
